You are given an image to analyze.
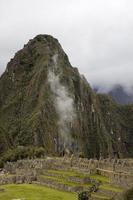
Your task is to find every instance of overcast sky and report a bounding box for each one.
[0,0,133,93]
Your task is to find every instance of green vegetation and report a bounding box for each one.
[40,169,124,194]
[0,168,125,200]
[39,174,92,188]
[91,193,111,200]
[0,146,46,167]
[99,184,123,192]
[47,169,89,178]
[0,184,77,200]
[90,175,109,183]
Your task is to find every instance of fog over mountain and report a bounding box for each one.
[95,84,133,104]
[0,0,133,94]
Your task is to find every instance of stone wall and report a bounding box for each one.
[0,174,36,185]
[110,172,133,188]
[3,156,133,188]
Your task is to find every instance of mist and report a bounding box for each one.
[48,54,75,149]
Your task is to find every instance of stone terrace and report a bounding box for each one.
[1,156,133,200]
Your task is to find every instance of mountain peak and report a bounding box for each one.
[0,35,133,162]
[34,34,58,41]
[4,34,70,78]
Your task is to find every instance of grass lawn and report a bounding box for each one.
[0,184,77,200]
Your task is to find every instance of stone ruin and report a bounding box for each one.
[0,156,133,199]
[1,156,133,188]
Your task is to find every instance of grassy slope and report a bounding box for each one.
[0,171,124,200]
[99,184,123,192]
[39,175,92,188]
[41,170,124,191]
[89,174,109,183]
[47,169,90,178]
[0,184,77,200]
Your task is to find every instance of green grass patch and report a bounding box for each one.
[47,169,87,178]
[39,175,79,186]
[47,170,110,184]
[99,184,123,192]
[90,175,110,183]
[0,184,77,200]
[39,175,92,188]
[92,193,111,200]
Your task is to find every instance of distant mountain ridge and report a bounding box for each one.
[95,85,133,105]
[109,85,133,104]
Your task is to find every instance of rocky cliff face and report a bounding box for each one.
[0,35,132,160]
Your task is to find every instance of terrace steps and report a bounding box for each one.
[34,169,123,200]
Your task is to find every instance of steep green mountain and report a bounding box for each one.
[0,35,132,162]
